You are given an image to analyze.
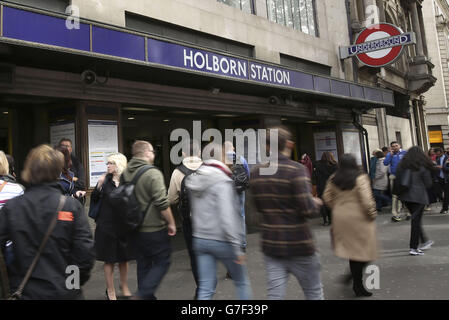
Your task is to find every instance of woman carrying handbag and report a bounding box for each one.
[395,146,435,256]
[322,154,378,297]
[91,153,135,300]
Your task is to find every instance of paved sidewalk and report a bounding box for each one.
[83,202,449,300]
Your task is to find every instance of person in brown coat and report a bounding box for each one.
[322,154,378,297]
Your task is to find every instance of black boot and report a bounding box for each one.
[349,260,373,297]
[353,283,373,297]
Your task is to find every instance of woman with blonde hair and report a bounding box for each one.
[0,151,23,208]
[90,152,134,300]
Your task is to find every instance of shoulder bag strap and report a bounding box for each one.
[9,195,67,300]
[130,165,154,185]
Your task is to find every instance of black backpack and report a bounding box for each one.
[177,164,197,222]
[233,163,250,193]
[109,165,154,233]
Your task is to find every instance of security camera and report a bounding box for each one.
[81,70,97,85]
[268,96,281,105]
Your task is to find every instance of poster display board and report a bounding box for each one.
[342,131,362,165]
[50,122,76,152]
[313,132,338,161]
[88,120,118,188]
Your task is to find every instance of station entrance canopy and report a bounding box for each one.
[0,2,394,108]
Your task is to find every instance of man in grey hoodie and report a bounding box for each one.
[185,143,252,300]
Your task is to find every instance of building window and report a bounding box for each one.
[217,0,254,14]
[4,0,70,13]
[266,0,317,36]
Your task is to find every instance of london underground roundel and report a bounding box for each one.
[356,24,404,67]
[340,23,416,68]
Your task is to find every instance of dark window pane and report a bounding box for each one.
[6,0,69,13]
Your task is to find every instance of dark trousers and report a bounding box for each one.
[182,218,199,299]
[349,260,368,290]
[404,202,428,250]
[373,189,391,211]
[320,205,331,223]
[135,229,172,300]
[436,178,449,210]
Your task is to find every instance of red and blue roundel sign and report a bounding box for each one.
[340,23,416,67]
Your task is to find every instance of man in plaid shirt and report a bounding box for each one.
[250,126,324,300]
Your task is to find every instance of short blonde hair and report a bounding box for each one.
[107,153,127,175]
[0,151,9,176]
[22,145,64,185]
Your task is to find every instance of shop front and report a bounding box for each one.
[0,1,393,190]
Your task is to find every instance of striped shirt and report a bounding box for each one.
[0,179,24,209]
[250,155,319,257]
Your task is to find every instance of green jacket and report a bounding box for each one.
[121,158,170,233]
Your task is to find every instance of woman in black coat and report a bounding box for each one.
[396,146,434,256]
[314,151,338,225]
[0,145,94,299]
[91,153,135,300]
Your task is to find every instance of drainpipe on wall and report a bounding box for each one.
[346,0,359,83]
[353,111,370,172]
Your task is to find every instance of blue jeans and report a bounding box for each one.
[238,192,246,249]
[373,189,391,211]
[134,230,171,299]
[192,237,252,300]
[264,253,324,300]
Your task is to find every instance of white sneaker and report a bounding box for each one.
[419,240,434,251]
[409,249,424,256]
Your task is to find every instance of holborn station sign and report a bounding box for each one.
[340,23,416,67]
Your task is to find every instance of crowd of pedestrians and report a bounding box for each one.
[0,129,448,300]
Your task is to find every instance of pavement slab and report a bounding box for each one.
[82,203,449,300]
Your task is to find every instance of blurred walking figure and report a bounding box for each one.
[300,153,313,178]
[314,151,337,226]
[223,141,250,250]
[323,154,378,297]
[428,148,437,162]
[5,154,17,180]
[0,151,23,207]
[58,138,86,191]
[425,148,438,211]
[0,151,24,269]
[55,146,86,200]
[168,139,202,299]
[186,143,252,300]
[121,140,176,300]
[394,147,435,256]
[0,145,94,299]
[383,141,407,222]
[251,126,324,300]
[433,148,449,214]
[91,153,135,300]
[371,150,391,213]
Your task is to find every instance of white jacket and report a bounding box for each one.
[372,158,389,191]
